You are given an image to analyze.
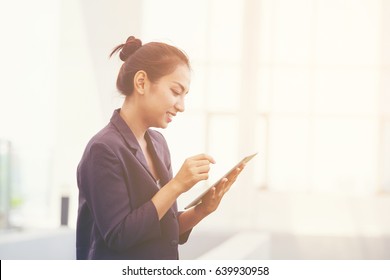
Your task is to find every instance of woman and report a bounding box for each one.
[76,36,244,259]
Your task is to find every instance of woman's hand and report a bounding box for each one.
[153,154,215,220]
[172,154,216,193]
[195,163,245,216]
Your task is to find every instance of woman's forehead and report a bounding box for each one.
[164,65,191,89]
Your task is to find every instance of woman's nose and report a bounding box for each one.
[175,96,185,112]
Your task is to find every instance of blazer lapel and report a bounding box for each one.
[145,131,171,186]
[110,109,157,183]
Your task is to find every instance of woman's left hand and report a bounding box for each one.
[195,163,245,216]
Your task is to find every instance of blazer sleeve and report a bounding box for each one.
[81,142,161,252]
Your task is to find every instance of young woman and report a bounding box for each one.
[76,36,244,259]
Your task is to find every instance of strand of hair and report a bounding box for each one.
[109,44,125,58]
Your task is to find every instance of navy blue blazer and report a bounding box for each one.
[76,109,190,259]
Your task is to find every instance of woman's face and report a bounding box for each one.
[142,64,191,129]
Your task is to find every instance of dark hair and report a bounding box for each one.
[110,36,190,96]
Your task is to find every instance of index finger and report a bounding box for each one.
[192,153,216,164]
[195,159,214,167]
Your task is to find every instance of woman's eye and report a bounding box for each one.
[172,89,180,95]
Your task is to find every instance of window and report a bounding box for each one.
[141,0,388,198]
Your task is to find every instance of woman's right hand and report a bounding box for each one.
[172,154,215,193]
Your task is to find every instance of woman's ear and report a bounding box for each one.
[133,70,147,94]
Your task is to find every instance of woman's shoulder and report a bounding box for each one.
[91,123,120,143]
[82,123,123,155]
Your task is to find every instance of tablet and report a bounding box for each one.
[184,152,258,209]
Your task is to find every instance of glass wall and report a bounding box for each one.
[141,0,388,199]
[138,0,389,230]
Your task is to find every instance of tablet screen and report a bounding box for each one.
[184,153,257,209]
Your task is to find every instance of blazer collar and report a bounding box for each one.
[110,109,167,184]
[110,109,140,151]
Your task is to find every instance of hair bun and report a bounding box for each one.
[119,36,142,61]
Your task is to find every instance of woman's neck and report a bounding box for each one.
[119,100,148,143]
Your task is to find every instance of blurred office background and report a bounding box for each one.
[0,0,390,259]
